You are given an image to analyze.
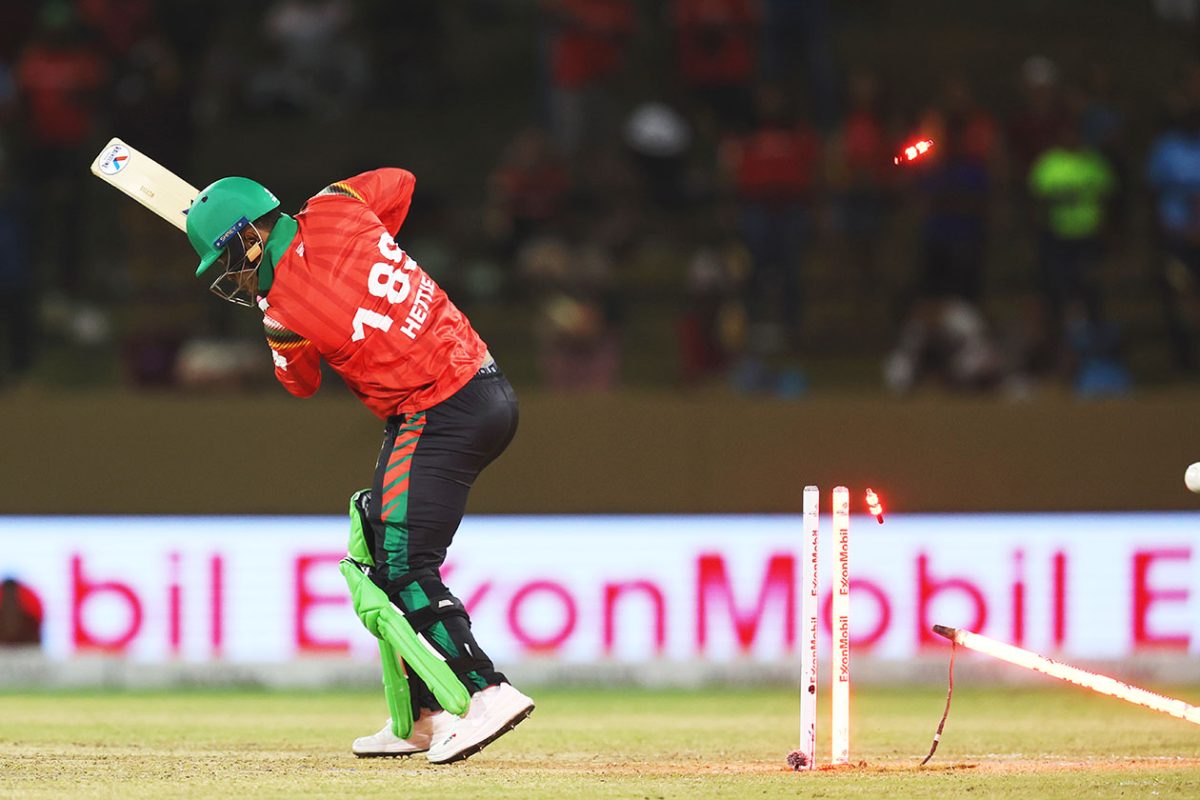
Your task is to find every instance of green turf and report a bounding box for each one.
[1,685,1199,798]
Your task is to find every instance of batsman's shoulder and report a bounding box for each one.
[315,181,366,202]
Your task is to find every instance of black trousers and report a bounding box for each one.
[366,363,518,713]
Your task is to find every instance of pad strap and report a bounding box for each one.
[446,654,493,676]
[402,597,470,631]
[395,595,489,678]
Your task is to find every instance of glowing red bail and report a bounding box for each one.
[893,138,934,165]
[865,488,884,524]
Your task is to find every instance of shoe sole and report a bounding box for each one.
[353,749,428,758]
[428,704,534,765]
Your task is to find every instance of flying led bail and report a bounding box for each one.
[865,488,884,524]
[893,139,934,165]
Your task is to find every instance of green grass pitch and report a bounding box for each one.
[2,685,1199,798]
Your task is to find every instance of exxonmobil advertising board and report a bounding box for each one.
[0,514,1196,663]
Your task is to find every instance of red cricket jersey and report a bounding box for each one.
[259,169,488,418]
[724,126,821,204]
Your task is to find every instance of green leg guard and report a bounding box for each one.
[378,640,412,739]
[347,490,413,737]
[343,489,470,728]
[347,489,375,565]
[340,559,471,717]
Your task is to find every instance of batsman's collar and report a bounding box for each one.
[258,213,298,295]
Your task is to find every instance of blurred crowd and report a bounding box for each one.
[2,0,1200,398]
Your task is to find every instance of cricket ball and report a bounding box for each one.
[786,749,808,771]
[1187,462,1200,494]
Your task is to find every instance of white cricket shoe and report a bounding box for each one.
[352,710,455,757]
[426,683,535,765]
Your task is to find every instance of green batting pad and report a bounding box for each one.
[347,490,375,567]
[340,559,470,716]
[378,639,413,739]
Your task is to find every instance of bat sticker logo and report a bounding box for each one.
[98,144,130,176]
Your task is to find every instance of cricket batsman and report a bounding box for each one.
[184,168,533,763]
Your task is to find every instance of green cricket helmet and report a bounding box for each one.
[187,176,280,278]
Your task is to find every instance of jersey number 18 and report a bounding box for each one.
[351,233,417,342]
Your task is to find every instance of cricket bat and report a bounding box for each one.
[90,138,197,232]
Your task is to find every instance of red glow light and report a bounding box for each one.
[893,139,934,165]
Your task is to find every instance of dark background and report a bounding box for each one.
[1,0,1198,513]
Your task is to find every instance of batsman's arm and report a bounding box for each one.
[263,313,322,397]
[326,168,416,234]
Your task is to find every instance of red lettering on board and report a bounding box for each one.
[917,553,987,647]
[603,580,666,655]
[696,553,795,653]
[294,553,349,652]
[1133,548,1190,649]
[71,554,143,652]
[508,580,577,652]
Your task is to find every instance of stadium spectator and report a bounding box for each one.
[676,220,748,386]
[0,62,15,130]
[670,0,761,133]
[109,24,190,171]
[720,83,821,394]
[622,99,694,210]
[365,3,447,104]
[15,1,109,298]
[572,142,643,253]
[1147,101,1200,371]
[911,95,997,305]
[248,0,369,118]
[192,8,252,127]
[0,578,41,646]
[3,2,1195,397]
[484,126,573,264]
[920,76,1001,171]
[526,238,622,391]
[1080,62,1129,229]
[827,68,893,296]
[90,9,200,389]
[1028,118,1126,393]
[1009,56,1069,179]
[515,169,625,391]
[0,143,31,389]
[541,0,636,156]
[110,21,192,292]
[76,0,157,58]
[1154,0,1200,24]
[0,1,37,64]
[884,116,1001,394]
[760,0,837,130]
